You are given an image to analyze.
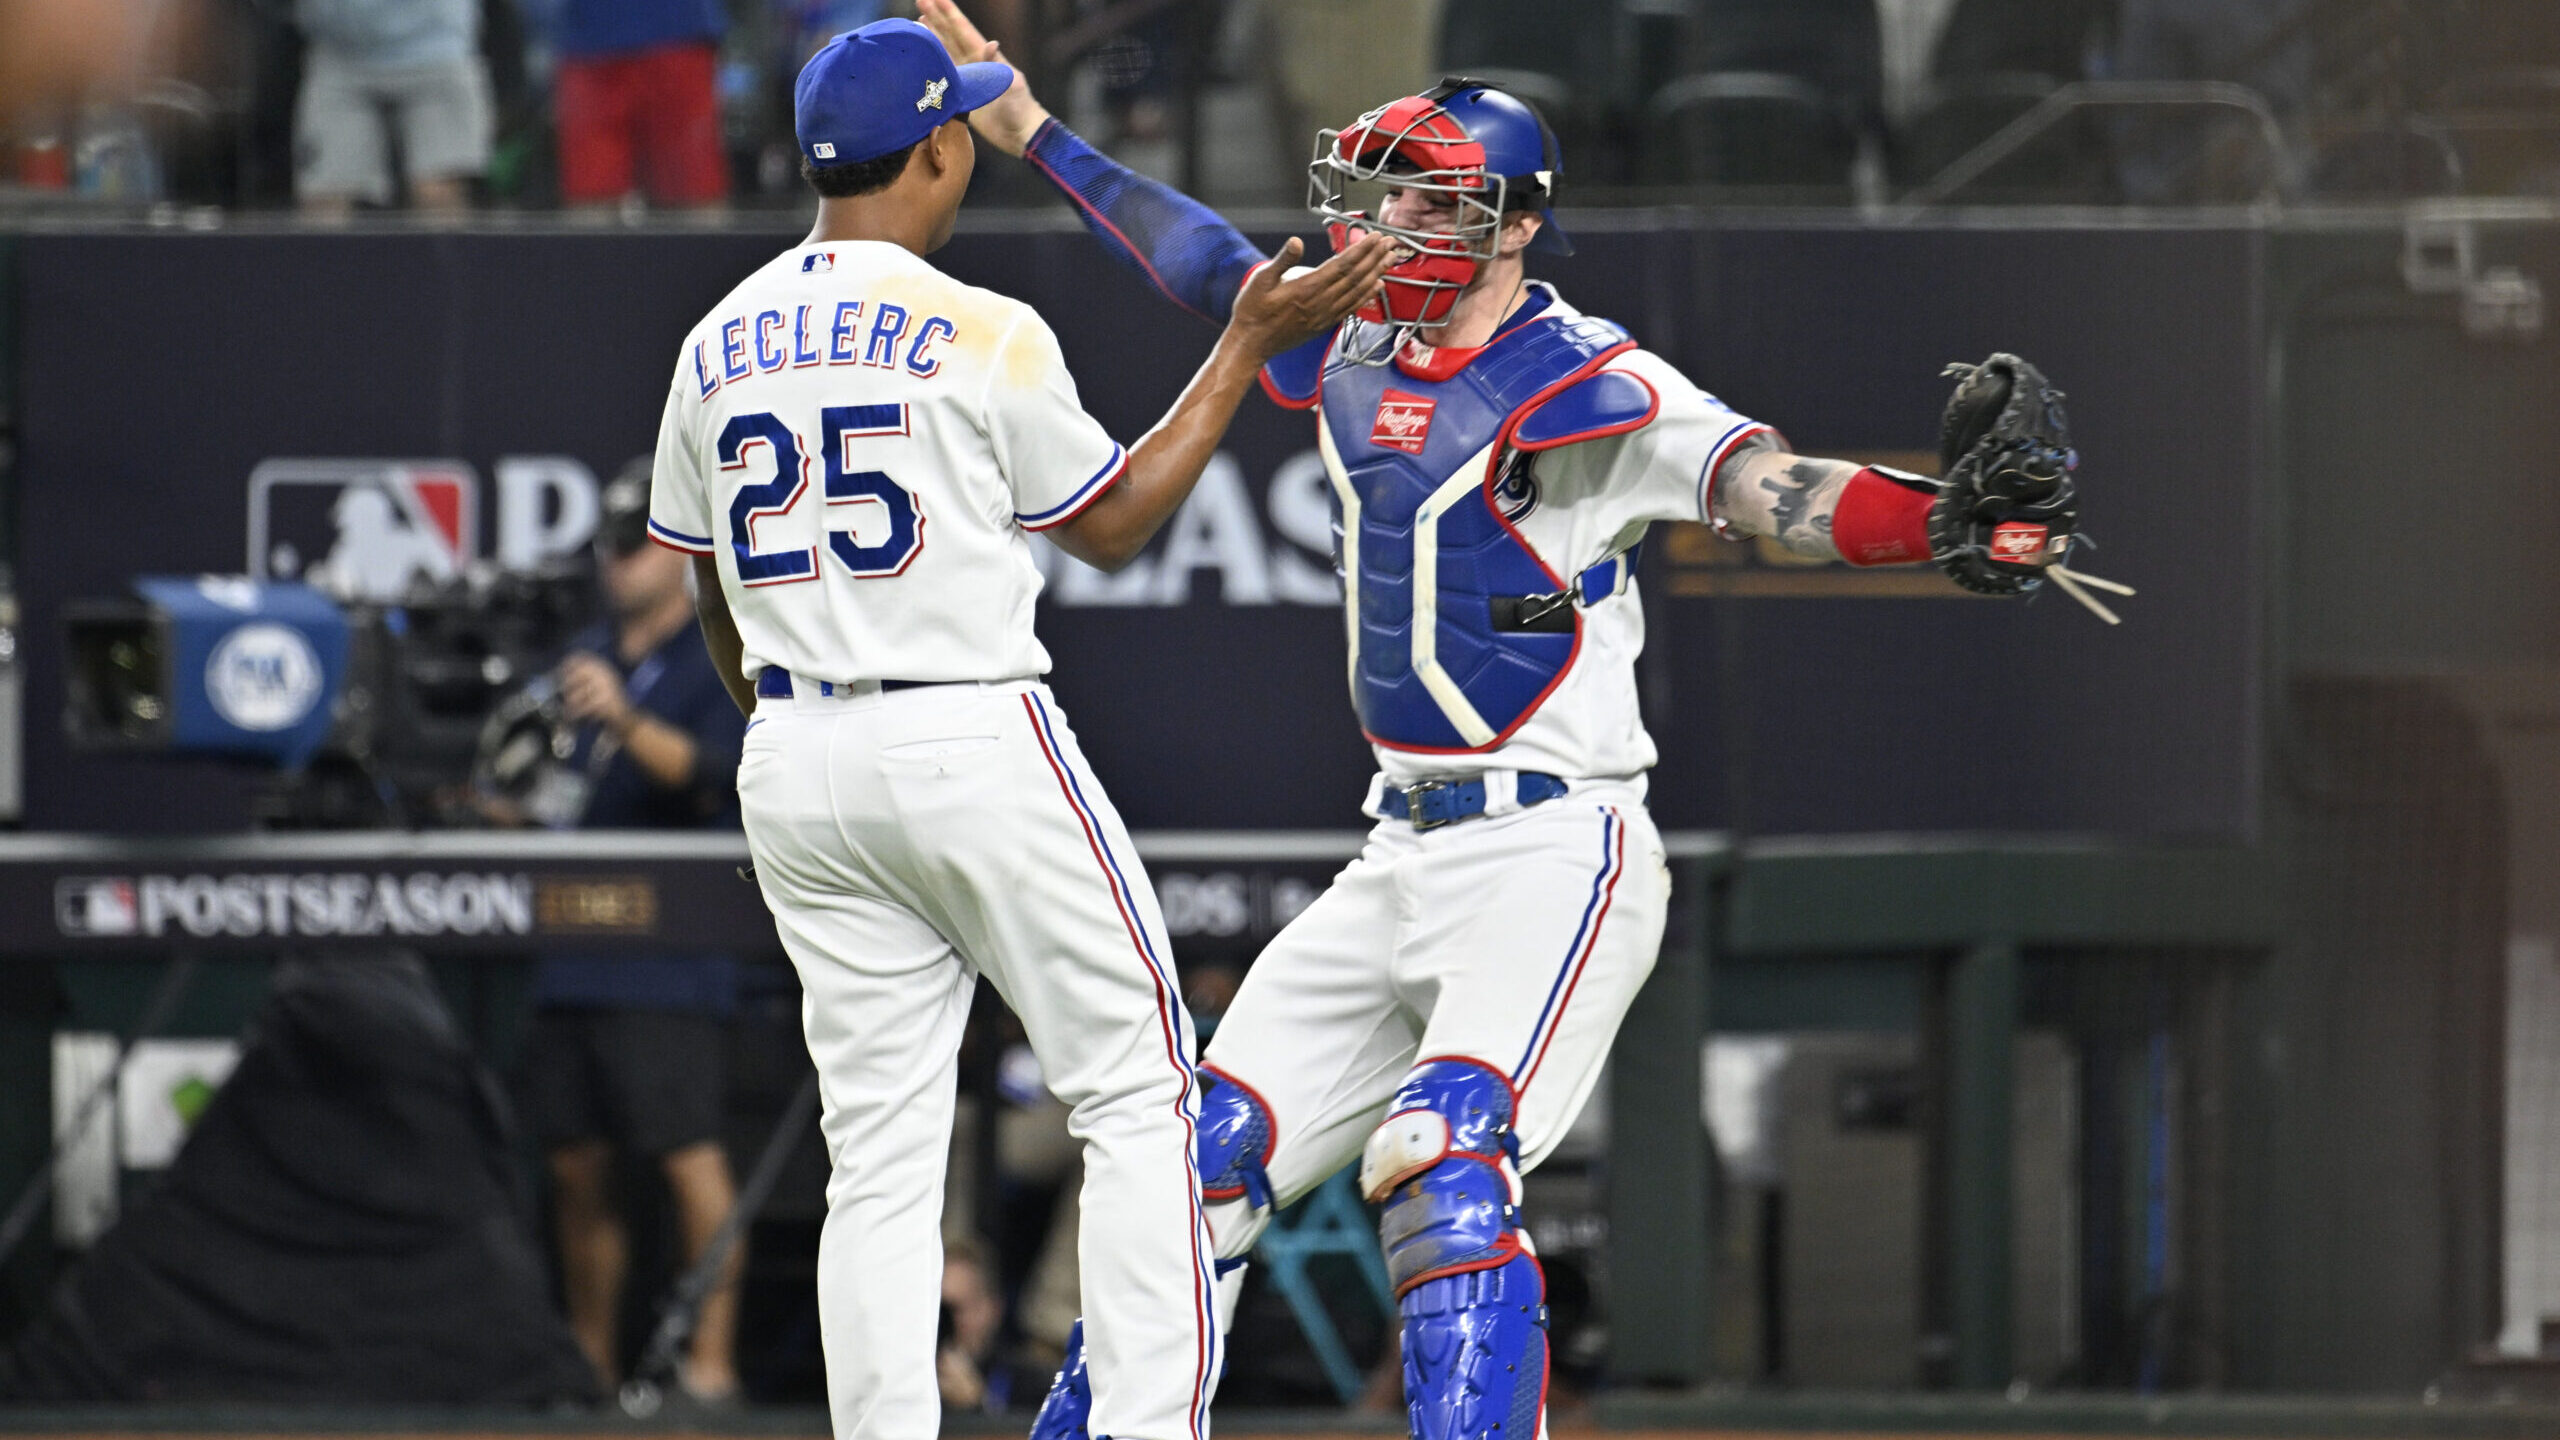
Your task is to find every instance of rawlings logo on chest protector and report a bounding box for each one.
[1371,391,1437,454]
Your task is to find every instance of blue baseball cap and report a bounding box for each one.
[796,18,1015,168]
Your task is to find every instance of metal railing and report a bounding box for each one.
[1901,79,2298,211]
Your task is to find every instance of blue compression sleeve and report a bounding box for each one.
[1024,118,1268,324]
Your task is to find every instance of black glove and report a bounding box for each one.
[1927,353,2078,597]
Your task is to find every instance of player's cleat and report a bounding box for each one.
[1028,1319,1091,1440]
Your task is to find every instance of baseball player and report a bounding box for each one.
[645,20,1394,1440]
[916,7,2103,1439]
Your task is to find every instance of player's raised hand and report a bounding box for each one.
[1227,235,1396,361]
[1057,234,1392,572]
[916,0,1049,157]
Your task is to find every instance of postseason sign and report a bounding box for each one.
[55,871,535,941]
[0,836,775,955]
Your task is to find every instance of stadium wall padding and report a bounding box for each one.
[8,222,2259,838]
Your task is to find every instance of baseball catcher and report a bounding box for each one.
[915,7,2128,1440]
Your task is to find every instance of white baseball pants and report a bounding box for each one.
[737,680,1218,1440]
[1200,783,1672,1250]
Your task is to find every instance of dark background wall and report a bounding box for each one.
[2220,224,2560,1391]
[10,222,2258,837]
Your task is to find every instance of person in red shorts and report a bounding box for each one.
[549,0,730,211]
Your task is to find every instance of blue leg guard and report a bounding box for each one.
[1028,1319,1090,1440]
[1033,1071,1275,1440]
[1197,1065,1277,1211]
[1402,1252,1548,1440]
[1362,1060,1545,1440]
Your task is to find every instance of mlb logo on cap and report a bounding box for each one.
[795,18,1014,168]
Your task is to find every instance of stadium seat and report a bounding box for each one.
[2425,69,2560,195]
[1894,71,2071,194]
[2302,122,2465,199]
[1438,0,1626,181]
[1894,0,2111,199]
[1644,0,1880,194]
[1646,71,1857,191]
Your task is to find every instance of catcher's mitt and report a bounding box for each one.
[1928,353,2079,598]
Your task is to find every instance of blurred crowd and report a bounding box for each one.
[1,0,2557,215]
[0,0,896,215]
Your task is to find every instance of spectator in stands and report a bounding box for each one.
[542,0,729,211]
[2113,0,2314,202]
[775,0,895,70]
[292,0,493,216]
[938,1235,1008,1410]
[724,0,887,201]
[1875,0,1964,124]
[514,463,749,1404]
[1269,0,1440,171]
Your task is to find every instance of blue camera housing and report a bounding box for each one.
[131,576,349,769]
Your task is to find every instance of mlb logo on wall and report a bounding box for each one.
[56,879,139,937]
[1372,390,1436,454]
[247,460,478,603]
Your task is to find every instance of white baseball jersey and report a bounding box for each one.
[1358,289,1769,791]
[656,239,1219,1440]
[648,240,1126,685]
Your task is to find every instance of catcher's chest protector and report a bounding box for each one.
[1315,313,1634,752]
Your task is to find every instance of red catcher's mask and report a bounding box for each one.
[1308,94,1508,331]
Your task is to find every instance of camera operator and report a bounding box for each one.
[511,462,748,1405]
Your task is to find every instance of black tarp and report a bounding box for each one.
[0,957,596,1404]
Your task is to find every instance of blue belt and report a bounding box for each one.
[1379,773,1570,830]
[755,667,942,699]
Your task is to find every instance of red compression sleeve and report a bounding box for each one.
[1830,467,1935,567]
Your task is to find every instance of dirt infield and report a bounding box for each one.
[0,1424,2304,1434]
[0,1429,2506,1440]
[19,1405,2560,1440]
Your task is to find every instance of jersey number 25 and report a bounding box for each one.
[720,404,923,586]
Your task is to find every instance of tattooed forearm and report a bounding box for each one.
[1710,449,1862,561]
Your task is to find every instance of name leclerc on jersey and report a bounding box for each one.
[694,283,958,398]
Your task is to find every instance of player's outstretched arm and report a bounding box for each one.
[1049,235,1394,572]
[690,555,757,719]
[919,0,1267,325]
[1711,448,1933,566]
[1710,353,2125,620]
